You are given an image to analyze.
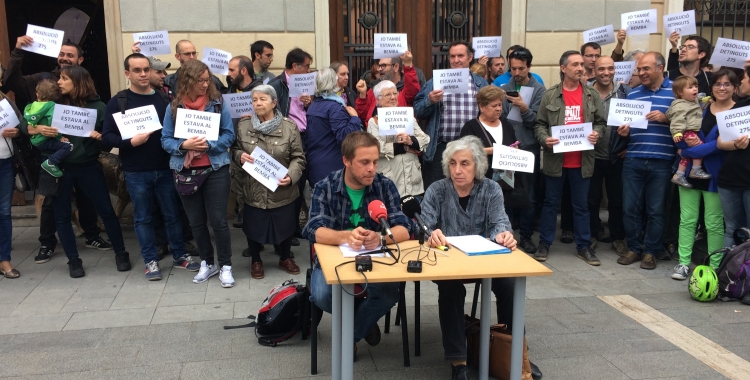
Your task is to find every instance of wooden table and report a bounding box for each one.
[315,240,552,380]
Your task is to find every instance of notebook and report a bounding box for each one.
[446,235,511,256]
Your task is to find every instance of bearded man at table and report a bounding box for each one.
[302,131,416,356]
[421,135,541,380]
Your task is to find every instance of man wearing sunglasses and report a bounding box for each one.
[164,40,227,96]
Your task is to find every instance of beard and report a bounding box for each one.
[232,74,245,88]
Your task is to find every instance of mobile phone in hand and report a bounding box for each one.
[506,91,519,98]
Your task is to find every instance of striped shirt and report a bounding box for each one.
[625,78,676,160]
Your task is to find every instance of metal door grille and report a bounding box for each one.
[684,0,750,43]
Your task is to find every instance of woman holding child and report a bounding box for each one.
[670,69,738,280]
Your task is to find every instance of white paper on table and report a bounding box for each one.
[222,92,254,119]
[583,25,615,45]
[621,9,657,36]
[445,235,511,255]
[614,61,636,84]
[433,68,471,95]
[242,146,289,192]
[607,99,651,129]
[709,38,750,70]
[22,24,64,58]
[111,105,163,139]
[506,86,534,122]
[338,243,385,258]
[50,104,97,137]
[492,144,535,173]
[377,107,414,136]
[174,108,221,141]
[550,122,595,153]
[663,10,697,36]
[133,30,171,56]
[717,105,750,141]
[0,99,21,131]
[472,36,502,58]
[202,47,232,76]
[373,33,408,59]
[288,72,317,98]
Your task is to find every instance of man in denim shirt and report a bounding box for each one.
[303,132,415,356]
[421,136,541,380]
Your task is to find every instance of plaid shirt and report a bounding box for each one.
[439,76,478,142]
[302,169,416,243]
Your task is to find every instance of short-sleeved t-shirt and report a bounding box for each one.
[346,184,366,230]
[562,84,583,169]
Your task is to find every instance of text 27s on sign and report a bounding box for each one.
[22,24,64,58]
[51,105,97,138]
[133,30,171,56]
[472,37,502,58]
[174,109,222,141]
[288,73,317,97]
[716,106,750,141]
[709,38,750,70]
[111,105,163,139]
[373,33,407,59]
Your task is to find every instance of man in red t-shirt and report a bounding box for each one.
[532,50,606,265]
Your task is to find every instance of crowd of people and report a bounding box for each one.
[2,28,750,380]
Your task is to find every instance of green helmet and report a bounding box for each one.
[689,265,719,302]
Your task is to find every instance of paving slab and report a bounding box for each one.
[150,303,234,324]
[97,323,192,347]
[604,349,729,379]
[63,308,154,330]
[0,313,72,335]
[77,363,183,380]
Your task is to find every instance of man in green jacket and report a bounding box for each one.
[533,50,606,265]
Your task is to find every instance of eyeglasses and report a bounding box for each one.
[196,78,209,84]
[584,54,601,59]
[378,63,393,69]
[679,45,698,51]
[713,82,734,89]
[295,63,311,69]
[181,51,198,57]
[379,92,398,98]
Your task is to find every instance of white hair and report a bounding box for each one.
[624,48,647,62]
[442,135,488,181]
[373,80,396,99]
[251,84,277,102]
[315,68,338,97]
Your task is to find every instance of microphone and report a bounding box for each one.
[367,200,394,240]
[400,196,428,234]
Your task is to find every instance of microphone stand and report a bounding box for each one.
[360,229,396,260]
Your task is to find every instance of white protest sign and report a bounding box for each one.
[717,106,750,141]
[607,99,651,129]
[133,30,171,56]
[709,38,750,70]
[174,109,221,141]
[621,9,658,36]
[111,105,163,140]
[472,36,502,58]
[664,10,696,36]
[373,33,408,59]
[51,104,97,137]
[288,72,317,97]
[222,93,254,119]
[242,146,289,192]
[202,47,232,76]
[550,123,594,153]
[614,61,637,84]
[377,107,414,136]
[507,86,534,122]
[491,144,535,174]
[583,25,615,45]
[0,99,21,131]
[22,25,64,58]
[433,68,471,95]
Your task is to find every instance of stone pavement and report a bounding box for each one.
[2,223,750,380]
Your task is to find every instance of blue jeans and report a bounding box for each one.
[125,170,186,264]
[622,157,672,256]
[179,165,232,267]
[718,186,750,248]
[540,168,591,250]
[36,138,71,166]
[310,261,399,342]
[0,158,13,262]
[53,163,126,260]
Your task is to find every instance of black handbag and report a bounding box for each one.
[4,135,38,192]
[37,169,61,197]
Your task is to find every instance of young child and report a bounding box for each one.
[666,75,711,188]
[24,80,71,178]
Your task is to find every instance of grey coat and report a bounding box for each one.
[500,75,546,151]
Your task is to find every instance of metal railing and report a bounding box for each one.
[685,0,750,43]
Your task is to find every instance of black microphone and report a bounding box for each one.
[401,196,428,243]
[367,200,394,240]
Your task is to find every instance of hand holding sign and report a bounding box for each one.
[222,93,254,119]
[21,25,64,58]
[614,61,636,85]
[374,33,408,59]
[472,36,502,58]
[433,68,471,95]
[717,105,750,141]
[491,144,535,173]
[709,38,750,70]
[174,109,222,141]
[0,99,21,131]
[288,73,317,98]
[377,107,414,136]
[550,123,595,153]
[607,99,651,129]
[621,9,657,36]
[51,104,97,137]
[242,146,289,192]
[133,30,171,56]
[111,105,163,139]
[664,10,697,36]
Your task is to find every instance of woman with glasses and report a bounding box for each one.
[717,67,750,256]
[366,80,429,198]
[305,68,362,186]
[670,69,738,280]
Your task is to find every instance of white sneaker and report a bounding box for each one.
[192,261,219,284]
[671,264,690,280]
[220,265,235,288]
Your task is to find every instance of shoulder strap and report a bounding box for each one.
[116,90,128,114]
[476,119,494,146]
[157,90,171,105]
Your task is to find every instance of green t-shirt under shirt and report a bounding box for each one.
[346,184,366,230]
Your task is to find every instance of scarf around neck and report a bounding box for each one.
[252,110,283,135]
[322,94,346,107]
[182,94,208,111]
